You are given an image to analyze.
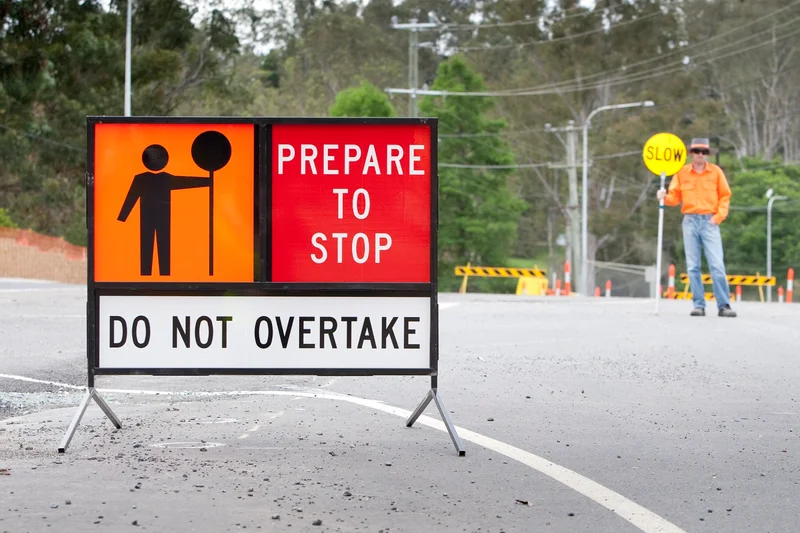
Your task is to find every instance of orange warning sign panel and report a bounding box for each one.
[93,123,255,283]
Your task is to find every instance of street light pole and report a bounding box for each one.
[766,188,788,302]
[124,0,132,116]
[580,100,655,295]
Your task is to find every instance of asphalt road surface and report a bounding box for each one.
[1,280,799,533]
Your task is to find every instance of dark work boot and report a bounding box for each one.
[718,304,737,317]
[690,308,705,317]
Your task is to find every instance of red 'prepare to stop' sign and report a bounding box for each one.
[270,123,432,283]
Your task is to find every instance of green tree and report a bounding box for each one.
[718,160,800,289]
[418,56,527,291]
[329,81,396,117]
[0,208,18,228]
[0,0,240,245]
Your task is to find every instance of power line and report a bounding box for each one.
[384,6,800,98]
[451,11,662,51]
[438,161,551,169]
[0,124,83,152]
[459,0,800,88]
[435,61,800,144]
[428,3,630,31]
[388,24,800,98]
[486,15,800,95]
[437,148,642,170]
[729,200,800,212]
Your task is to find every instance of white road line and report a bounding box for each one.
[12,315,85,319]
[439,302,459,310]
[0,373,685,533]
[0,374,83,389]
[0,287,83,293]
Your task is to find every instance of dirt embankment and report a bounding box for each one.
[0,228,86,284]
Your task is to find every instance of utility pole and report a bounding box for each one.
[408,20,417,117]
[391,17,437,117]
[545,120,582,294]
[565,120,580,295]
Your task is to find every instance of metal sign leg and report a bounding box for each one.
[407,388,466,456]
[406,389,434,426]
[92,389,123,429]
[58,387,122,453]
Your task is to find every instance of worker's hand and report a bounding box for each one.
[656,188,667,201]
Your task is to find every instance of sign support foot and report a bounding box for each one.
[59,387,122,453]
[407,386,465,456]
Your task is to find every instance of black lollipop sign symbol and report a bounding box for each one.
[191,130,232,276]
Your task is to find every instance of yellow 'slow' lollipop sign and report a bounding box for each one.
[643,132,687,316]
[642,132,687,177]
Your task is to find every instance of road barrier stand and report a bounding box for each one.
[788,268,794,303]
[454,264,548,294]
[679,273,776,286]
[458,261,472,294]
[595,286,601,297]
[516,276,548,295]
[58,115,466,457]
[563,261,571,296]
[605,280,611,298]
[679,272,775,302]
[555,279,562,296]
[736,285,742,302]
[667,264,676,299]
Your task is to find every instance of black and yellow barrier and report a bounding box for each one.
[455,263,547,294]
[679,273,775,286]
[677,272,774,302]
[663,291,734,300]
[455,265,547,278]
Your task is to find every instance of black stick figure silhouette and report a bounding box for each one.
[117,144,210,276]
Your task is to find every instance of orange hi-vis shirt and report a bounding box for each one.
[664,162,732,225]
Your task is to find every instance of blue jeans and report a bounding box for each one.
[682,214,731,309]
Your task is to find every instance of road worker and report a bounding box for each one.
[657,138,737,317]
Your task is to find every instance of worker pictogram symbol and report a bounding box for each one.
[93,122,255,283]
[117,131,232,277]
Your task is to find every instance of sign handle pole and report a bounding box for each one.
[209,170,214,276]
[655,171,666,314]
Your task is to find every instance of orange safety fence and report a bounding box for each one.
[0,228,87,284]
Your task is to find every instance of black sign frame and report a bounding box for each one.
[58,116,464,456]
